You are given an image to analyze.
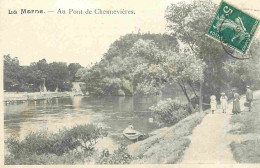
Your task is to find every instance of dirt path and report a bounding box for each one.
[181,109,236,163]
[180,91,260,164]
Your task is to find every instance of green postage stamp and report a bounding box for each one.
[207,0,259,54]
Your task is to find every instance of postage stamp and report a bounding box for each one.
[207,0,259,54]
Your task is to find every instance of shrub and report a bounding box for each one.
[97,145,133,164]
[5,124,107,165]
[5,152,81,165]
[149,98,190,126]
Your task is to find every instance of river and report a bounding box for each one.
[4,91,187,148]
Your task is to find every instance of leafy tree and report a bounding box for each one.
[132,40,205,110]
[223,40,260,94]
[165,0,234,106]
[68,63,82,81]
[47,62,72,91]
[3,55,80,92]
[4,54,22,91]
[76,33,178,96]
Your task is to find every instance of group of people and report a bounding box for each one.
[210,92,228,114]
[210,86,253,114]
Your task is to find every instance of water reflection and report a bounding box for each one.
[5,92,187,144]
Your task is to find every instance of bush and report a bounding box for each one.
[5,152,82,165]
[149,98,190,126]
[97,145,132,164]
[5,124,107,165]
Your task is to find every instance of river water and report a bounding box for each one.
[4,91,187,148]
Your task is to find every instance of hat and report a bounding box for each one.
[221,92,225,95]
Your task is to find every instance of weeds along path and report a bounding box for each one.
[181,99,238,163]
[181,90,260,164]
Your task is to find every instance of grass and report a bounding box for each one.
[229,95,260,163]
[229,110,260,135]
[230,140,260,163]
[129,111,206,164]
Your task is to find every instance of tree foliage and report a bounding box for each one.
[97,146,132,164]
[4,55,22,91]
[165,0,260,103]
[3,55,82,92]
[5,124,107,165]
[149,98,191,126]
[76,33,178,96]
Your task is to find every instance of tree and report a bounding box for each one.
[68,63,82,81]
[76,33,179,96]
[4,56,74,92]
[47,62,72,91]
[132,40,205,110]
[4,54,22,91]
[165,0,231,108]
[164,50,206,103]
[222,40,260,94]
[76,65,106,95]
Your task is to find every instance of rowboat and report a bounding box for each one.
[123,129,144,140]
[123,125,144,140]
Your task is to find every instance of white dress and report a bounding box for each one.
[220,96,228,112]
[210,95,217,111]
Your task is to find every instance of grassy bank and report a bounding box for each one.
[229,91,260,163]
[128,111,207,164]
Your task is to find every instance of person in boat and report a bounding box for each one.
[123,125,145,141]
[124,125,136,134]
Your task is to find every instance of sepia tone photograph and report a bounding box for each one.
[1,0,260,166]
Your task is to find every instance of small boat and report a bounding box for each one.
[123,125,144,140]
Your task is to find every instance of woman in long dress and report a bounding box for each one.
[210,95,217,114]
[232,92,241,114]
[220,92,228,113]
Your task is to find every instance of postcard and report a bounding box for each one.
[1,0,260,167]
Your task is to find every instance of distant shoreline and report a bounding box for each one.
[3,92,82,104]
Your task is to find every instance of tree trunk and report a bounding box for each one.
[188,81,199,98]
[178,81,190,102]
[178,80,195,112]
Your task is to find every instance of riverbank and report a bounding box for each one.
[128,111,207,163]
[128,91,260,164]
[229,90,260,163]
[4,92,82,104]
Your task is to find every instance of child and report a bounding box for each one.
[220,92,228,113]
[210,95,217,114]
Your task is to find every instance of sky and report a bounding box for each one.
[1,0,260,67]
